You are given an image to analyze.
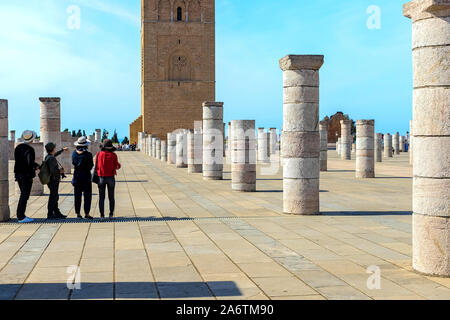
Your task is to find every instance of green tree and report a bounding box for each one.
[111,130,119,144]
[71,130,76,137]
[82,130,86,137]
[102,129,109,141]
[63,128,69,132]
[122,137,129,145]
[76,130,82,137]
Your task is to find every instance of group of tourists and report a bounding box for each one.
[117,143,136,151]
[14,131,121,223]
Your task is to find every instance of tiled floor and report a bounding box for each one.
[1,150,449,300]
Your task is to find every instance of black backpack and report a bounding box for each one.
[38,160,51,185]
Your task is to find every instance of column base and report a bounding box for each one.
[413,213,450,277]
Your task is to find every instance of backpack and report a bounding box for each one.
[38,160,51,185]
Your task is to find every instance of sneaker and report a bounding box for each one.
[109,214,114,220]
[84,215,94,220]
[18,217,34,223]
[76,214,83,219]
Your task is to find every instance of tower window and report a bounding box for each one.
[177,7,183,21]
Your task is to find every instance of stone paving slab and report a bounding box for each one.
[0,151,449,300]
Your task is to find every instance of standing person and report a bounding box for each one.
[72,137,94,220]
[44,143,69,220]
[14,131,39,223]
[96,139,121,220]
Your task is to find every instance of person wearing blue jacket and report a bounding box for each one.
[72,137,94,219]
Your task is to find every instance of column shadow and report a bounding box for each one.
[321,211,412,216]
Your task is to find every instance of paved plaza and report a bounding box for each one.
[1,150,449,300]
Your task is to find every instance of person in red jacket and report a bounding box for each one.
[95,139,121,219]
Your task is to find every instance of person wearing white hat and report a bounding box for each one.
[72,137,94,219]
[13,130,38,223]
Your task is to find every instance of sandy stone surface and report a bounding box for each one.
[2,151,449,300]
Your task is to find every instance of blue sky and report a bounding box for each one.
[0,0,413,140]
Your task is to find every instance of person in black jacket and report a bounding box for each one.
[72,137,94,219]
[44,142,69,220]
[14,131,39,223]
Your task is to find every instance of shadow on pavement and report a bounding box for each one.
[0,281,241,300]
[321,211,412,216]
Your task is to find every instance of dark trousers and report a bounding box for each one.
[16,178,33,221]
[74,181,92,215]
[47,180,61,217]
[98,177,116,216]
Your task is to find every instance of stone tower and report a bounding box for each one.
[131,0,216,141]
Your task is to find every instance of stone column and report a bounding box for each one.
[223,123,226,157]
[404,0,450,276]
[95,129,101,143]
[60,131,73,174]
[375,133,383,163]
[257,128,270,163]
[356,120,375,178]
[147,135,151,156]
[137,132,142,151]
[156,138,161,160]
[203,102,224,180]
[148,135,153,156]
[336,137,341,156]
[319,120,328,172]
[40,98,61,157]
[410,120,413,165]
[384,133,393,158]
[400,135,405,152]
[340,120,352,160]
[8,130,15,161]
[142,135,146,155]
[227,122,232,161]
[188,129,203,173]
[280,54,323,215]
[393,132,400,155]
[167,133,176,164]
[269,128,277,155]
[231,120,256,192]
[352,143,356,154]
[30,143,44,196]
[152,136,157,158]
[0,99,10,222]
[161,140,167,162]
[176,132,187,168]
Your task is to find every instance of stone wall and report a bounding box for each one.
[129,115,142,145]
